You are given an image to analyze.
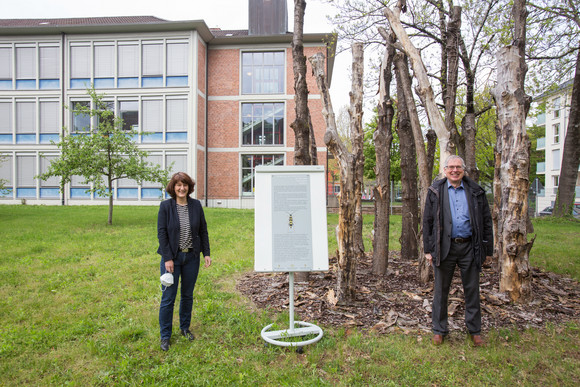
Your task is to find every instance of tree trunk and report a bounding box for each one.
[290,0,314,283]
[553,46,580,217]
[394,52,431,283]
[290,0,313,167]
[460,37,479,182]
[373,30,395,275]
[492,0,534,302]
[108,176,113,225]
[384,3,452,174]
[444,6,462,158]
[309,44,364,304]
[350,43,366,265]
[396,68,419,262]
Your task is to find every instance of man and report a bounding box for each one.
[423,155,493,347]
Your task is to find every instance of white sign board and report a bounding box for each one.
[254,165,329,272]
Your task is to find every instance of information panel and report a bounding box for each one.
[254,166,329,272]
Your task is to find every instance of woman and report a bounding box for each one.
[157,172,211,351]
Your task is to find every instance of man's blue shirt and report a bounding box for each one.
[448,181,472,238]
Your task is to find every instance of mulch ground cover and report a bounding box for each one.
[238,252,580,336]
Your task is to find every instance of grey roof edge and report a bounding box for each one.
[0,19,215,42]
[533,79,574,101]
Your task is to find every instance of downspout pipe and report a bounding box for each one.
[61,32,66,206]
[204,43,209,207]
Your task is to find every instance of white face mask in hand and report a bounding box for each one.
[160,272,174,287]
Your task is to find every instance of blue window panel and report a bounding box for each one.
[94,78,114,89]
[70,78,91,89]
[40,188,60,198]
[166,132,187,143]
[16,80,36,89]
[0,188,13,198]
[16,188,36,198]
[39,79,60,89]
[16,134,36,144]
[118,77,139,88]
[142,188,162,199]
[70,188,90,198]
[95,190,114,199]
[40,134,60,144]
[142,132,163,143]
[117,188,138,199]
[0,80,12,89]
[0,134,13,143]
[166,76,188,87]
[142,77,163,87]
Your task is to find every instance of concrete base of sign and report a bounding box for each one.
[261,321,323,347]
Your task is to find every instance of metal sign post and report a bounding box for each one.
[260,272,323,348]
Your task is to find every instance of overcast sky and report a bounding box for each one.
[2,0,352,113]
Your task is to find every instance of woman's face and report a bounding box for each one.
[175,181,189,199]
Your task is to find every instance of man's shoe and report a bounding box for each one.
[432,334,444,345]
[180,329,195,341]
[471,335,484,347]
[160,339,170,351]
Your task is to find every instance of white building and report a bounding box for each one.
[532,79,580,211]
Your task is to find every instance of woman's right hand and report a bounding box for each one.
[165,260,174,273]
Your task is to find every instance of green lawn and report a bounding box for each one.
[0,205,578,386]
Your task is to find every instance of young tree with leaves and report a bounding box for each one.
[38,88,170,225]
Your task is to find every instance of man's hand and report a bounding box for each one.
[165,260,174,273]
[204,256,212,268]
[425,253,433,265]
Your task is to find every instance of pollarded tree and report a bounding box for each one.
[38,88,170,225]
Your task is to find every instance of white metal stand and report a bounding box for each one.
[260,272,324,348]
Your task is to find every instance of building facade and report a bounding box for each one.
[532,79,580,211]
[0,5,335,208]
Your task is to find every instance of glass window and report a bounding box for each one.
[0,154,12,197]
[0,101,13,142]
[40,100,59,143]
[118,43,139,78]
[16,47,36,79]
[552,149,561,170]
[143,43,163,76]
[241,51,285,94]
[71,45,91,78]
[0,47,12,79]
[94,44,114,79]
[553,123,560,144]
[16,101,36,143]
[71,101,91,133]
[242,102,284,145]
[16,155,36,198]
[167,42,188,76]
[553,97,560,118]
[39,46,59,79]
[241,154,284,195]
[142,99,163,142]
[119,101,139,131]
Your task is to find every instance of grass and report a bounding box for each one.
[0,205,578,386]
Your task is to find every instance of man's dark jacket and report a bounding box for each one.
[423,176,493,271]
[157,197,210,262]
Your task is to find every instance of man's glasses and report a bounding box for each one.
[445,165,464,170]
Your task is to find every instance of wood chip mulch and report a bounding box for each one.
[237,252,580,335]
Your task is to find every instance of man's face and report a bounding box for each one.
[444,158,464,187]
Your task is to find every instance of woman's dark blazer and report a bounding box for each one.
[157,197,210,262]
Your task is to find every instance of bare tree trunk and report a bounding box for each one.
[492,0,534,302]
[384,2,452,174]
[309,44,364,304]
[394,52,431,283]
[351,44,366,264]
[426,129,437,179]
[290,0,313,283]
[553,46,580,217]
[444,6,462,158]
[108,176,113,225]
[396,73,419,262]
[460,37,479,182]
[373,29,395,275]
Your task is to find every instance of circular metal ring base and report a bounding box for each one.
[261,321,323,347]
